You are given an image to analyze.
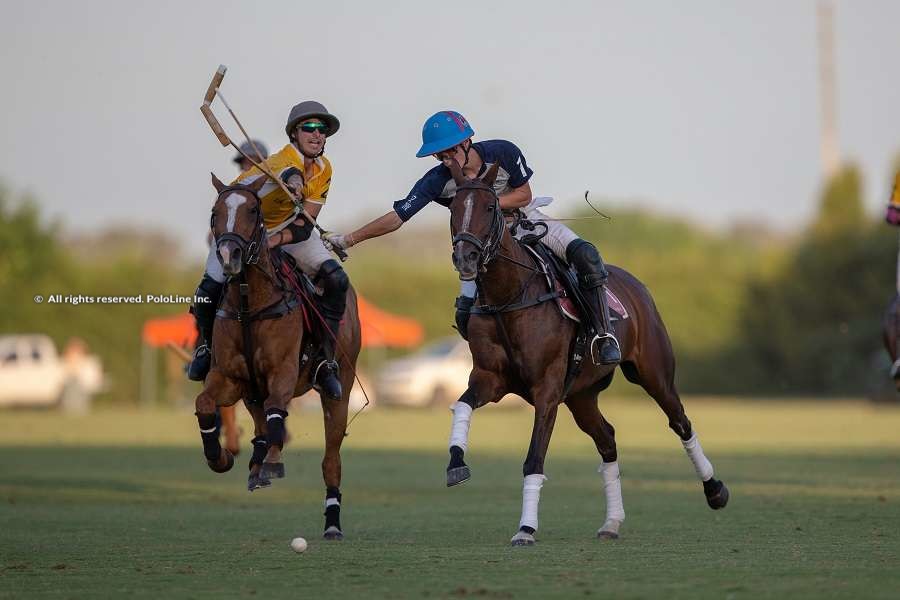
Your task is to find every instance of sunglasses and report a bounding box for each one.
[298,122,329,135]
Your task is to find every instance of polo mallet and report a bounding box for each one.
[200,65,348,261]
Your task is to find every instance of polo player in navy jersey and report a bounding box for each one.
[326,110,620,366]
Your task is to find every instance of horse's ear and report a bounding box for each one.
[482,161,500,187]
[246,175,268,195]
[211,172,227,194]
[446,158,466,186]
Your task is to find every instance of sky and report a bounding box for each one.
[1,0,898,258]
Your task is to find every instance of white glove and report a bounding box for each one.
[322,232,354,251]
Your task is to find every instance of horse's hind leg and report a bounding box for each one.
[319,367,351,541]
[220,405,240,456]
[565,393,625,539]
[621,357,729,510]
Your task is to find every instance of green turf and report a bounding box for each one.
[1,400,899,599]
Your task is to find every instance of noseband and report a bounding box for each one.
[211,185,266,266]
[451,181,505,273]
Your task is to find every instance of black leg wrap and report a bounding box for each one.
[265,408,288,449]
[324,487,342,530]
[519,526,536,535]
[197,413,221,462]
[454,295,474,341]
[248,435,268,469]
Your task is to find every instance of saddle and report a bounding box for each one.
[520,243,629,325]
[269,248,328,371]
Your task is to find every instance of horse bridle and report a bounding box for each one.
[451,180,505,273]
[210,185,266,267]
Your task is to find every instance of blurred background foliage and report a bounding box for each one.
[1,163,897,404]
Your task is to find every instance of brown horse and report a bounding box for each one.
[195,174,362,540]
[443,160,728,545]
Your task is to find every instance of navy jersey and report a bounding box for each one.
[393,139,533,222]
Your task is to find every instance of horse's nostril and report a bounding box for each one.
[468,251,478,262]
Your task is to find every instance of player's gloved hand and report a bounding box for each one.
[322,231,355,251]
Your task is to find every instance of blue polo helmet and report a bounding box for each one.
[415,111,475,158]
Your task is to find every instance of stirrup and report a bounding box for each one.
[187,344,211,381]
[313,359,342,400]
[589,333,621,366]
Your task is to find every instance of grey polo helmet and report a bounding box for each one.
[232,140,269,164]
[285,101,340,139]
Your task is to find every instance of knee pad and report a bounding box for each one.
[192,274,224,317]
[315,260,348,321]
[316,260,350,296]
[565,239,608,287]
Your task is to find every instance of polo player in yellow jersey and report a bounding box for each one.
[188,101,348,401]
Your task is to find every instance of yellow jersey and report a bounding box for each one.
[232,143,332,229]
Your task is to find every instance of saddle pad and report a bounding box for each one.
[523,244,629,323]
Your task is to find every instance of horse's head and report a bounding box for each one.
[210,173,268,277]
[448,159,503,281]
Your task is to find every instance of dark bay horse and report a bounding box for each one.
[443,160,728,545]
[196,174,362,540]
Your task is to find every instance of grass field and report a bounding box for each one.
[1,398,899,599]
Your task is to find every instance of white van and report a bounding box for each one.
[0,334,103,413]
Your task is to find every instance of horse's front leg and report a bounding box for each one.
[243,401,271,491]
[446,369,505,487]
[258,361,300,482]
[511,394,561,547]
[195,370,242,473]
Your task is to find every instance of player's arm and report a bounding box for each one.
[499,181,532,210]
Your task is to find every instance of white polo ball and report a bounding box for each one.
[290,537,308,553]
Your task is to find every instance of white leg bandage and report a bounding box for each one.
[682,433,714,481]
[448,402,473,452]
[598,461,625,523]
[518,474,547,531]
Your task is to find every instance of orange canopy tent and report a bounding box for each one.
[141,295,424,349]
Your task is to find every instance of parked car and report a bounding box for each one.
[0,335,104,413]
[375,337,472,407]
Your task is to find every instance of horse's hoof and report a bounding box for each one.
[704,478,729,510]
[323,526,344,541]
[247,474,271,492]
[446,465,471,487]
[597,519,622,539]
[510,531,535,546]
[207,450,234,473]
[259,462,284,481]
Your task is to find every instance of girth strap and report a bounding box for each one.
[469,290,561,315]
